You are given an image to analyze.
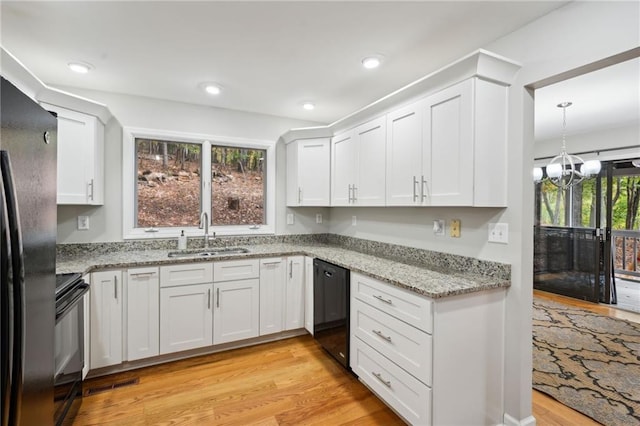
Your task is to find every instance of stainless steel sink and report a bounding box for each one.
[168,247,250,258]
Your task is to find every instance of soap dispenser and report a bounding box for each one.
[178,230,187,250]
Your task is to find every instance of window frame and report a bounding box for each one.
[122,126,275,240]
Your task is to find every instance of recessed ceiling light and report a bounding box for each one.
[68,62,93,74]
[361,56,382,69]
[302,102,315,111]
[203,83,222,95]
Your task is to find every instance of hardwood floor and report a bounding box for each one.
[533,290,640,426]
[74,293,639,425]
[73,336,405,426]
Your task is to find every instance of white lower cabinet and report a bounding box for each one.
[90,270,123,369]
[284,256,304,330]
[304,256,314,334]
[213,279,260,344]
[212,259,260,345]
[352,337,431,425]
[126,267,159,361]
[350,272,505,425]
[259,258,286,335]
[82,274,91,379]
[160,283,213,354]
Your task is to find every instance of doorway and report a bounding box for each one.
[533,159,640,311]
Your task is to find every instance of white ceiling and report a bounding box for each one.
[535,57,640,141]
[1,1,568,125]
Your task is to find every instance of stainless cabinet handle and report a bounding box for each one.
[352,185,357,203]
[372,329,392,342]
[130,272,155,278]
[348,184,353,203]
[289,260,293,278]
[372,372,392,388]
[373,294,392,305]
[88,179,94,201]
[216,288,220,308]
[208,289,211,309]
[298,187,302,203]
[413,176,419,202]
[114,275,118,299]
[421,176,427,201]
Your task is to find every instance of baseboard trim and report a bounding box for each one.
[502,414,536,426]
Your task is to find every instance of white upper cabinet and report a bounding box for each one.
[386,78,508,207]
[386,102,424,206]
[354,117,386,206]
[331,131,356,206]
[286,138,331,206]
[332,116,386,206]
[423,79,474,206]
[41,103,104,205]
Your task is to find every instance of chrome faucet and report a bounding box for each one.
[199,211,209,248]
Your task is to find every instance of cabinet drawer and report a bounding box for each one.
[160,263,213,287]
[214,259,260,282]
[352,337,431,426]
[352,298,431,385]
[351,272,432,333]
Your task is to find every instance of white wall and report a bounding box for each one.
[328,1,639,424]
[56,89,328,243]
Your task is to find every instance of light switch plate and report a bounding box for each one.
[286,213,294,225]
[352,216,357,226]
[316,214,322,224]
[488,223,508,244]
[77,215,89,230]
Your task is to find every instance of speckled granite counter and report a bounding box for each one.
[57,238,510,299]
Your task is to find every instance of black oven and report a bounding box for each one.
[54,273,89,426]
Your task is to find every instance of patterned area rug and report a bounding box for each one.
[533,298,640,425]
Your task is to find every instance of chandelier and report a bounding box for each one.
[533,101,601,189]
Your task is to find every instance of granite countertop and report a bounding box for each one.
[57,242,510,299]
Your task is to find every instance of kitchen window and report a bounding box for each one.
[123,127,275,239]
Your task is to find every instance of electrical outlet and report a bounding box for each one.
[450,219,461,238]
[316,213,322,224]
[77,215,89,230]
[286,213,294,225]
[352,216,357,226]
[488,223,509,244]
[433,219,445,236]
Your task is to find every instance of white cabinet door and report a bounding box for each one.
[286,138,331,206]
[284,256,305,330]
[423,79,474,206]
[213,279,260,344]
[126,267,159,361]
[90,270,122,369]
[331,130,356,206]
[304,257,314,335]
[355,117,386,206]
[41,103,104,205]
[160,283,213,354]
[82,275,91,379]
[259,258,286,336]
[386,101,424,206]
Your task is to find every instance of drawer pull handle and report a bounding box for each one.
[372,372,392,388]
[372,329,392,342]
[373,294,392,305]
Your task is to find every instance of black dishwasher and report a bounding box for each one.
[313,259,350,370]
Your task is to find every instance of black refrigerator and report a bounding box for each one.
[1,77,58,425]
